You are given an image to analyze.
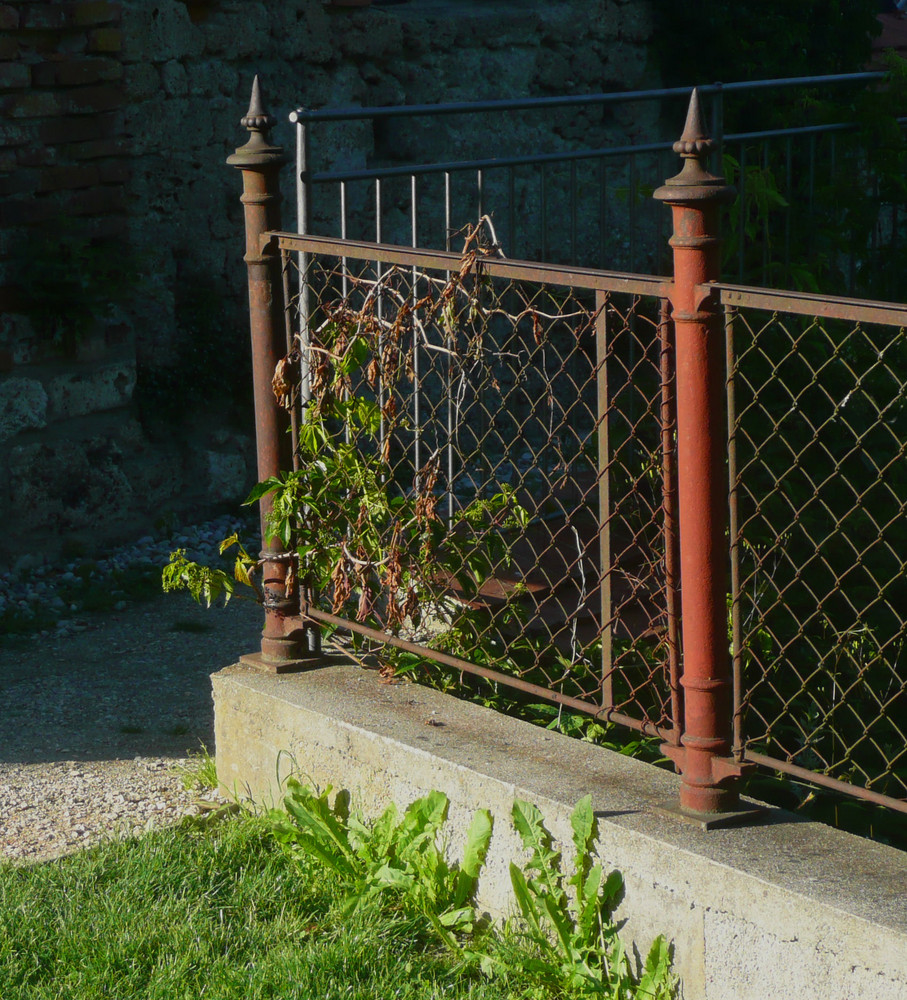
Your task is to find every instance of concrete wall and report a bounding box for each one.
[0,0,657,564]
[213,659,907,1000]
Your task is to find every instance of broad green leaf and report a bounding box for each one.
[453,808,493,906]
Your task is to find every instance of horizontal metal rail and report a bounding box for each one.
[743,751,907,815]
[712,282,907,326]
[303,604,674,742]
[290,72,885,124]
[270,232,669,296]
[305,118,906,188]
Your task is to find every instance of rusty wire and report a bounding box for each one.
[726,298,907,811]
[278,236,679,738]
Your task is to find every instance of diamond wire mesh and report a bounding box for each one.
[728,306,907,803]
[280,243,678,736]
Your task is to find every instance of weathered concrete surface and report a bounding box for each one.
[213,660,907,1000]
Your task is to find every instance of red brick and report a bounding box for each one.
[16,144,57,167]
[0,62,30,90]
[96,158,128,184]
[63,136,128,160]
[3,197,57,227]
[37,163,100,192]
[0,91,60,118]
[87,28,121,53]
[0,37,19,60]
[39,112,117,144]
[80,213,126,240]
[61,184,126,215]
[62,83,122,114]
[0,168,38,197]
[0,118,40,148]
[0,5,18,30]
[19,4,69,29]
[72,1,120,27]
[30,55,122,87]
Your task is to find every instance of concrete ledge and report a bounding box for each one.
[213,659,907,1000]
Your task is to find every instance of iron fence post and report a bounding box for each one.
[655,90,748,816]
[228,77,305,664]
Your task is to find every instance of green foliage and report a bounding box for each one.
[268,781,493,951]
[162,534,257,608]
[267,785,678,999]
[503,796,676,999]
[0,816,533,1000]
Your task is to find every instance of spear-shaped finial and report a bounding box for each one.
[673,88,712,160]
[241,74,276,135]
[228,74,285,168]
[654,87,733,198]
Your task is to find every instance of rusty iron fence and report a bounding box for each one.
[291,72,907,295]
[723,286,907,811]
[230,79,907,823]
[276,233,681,745]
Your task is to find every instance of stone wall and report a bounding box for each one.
[0,0,656,564]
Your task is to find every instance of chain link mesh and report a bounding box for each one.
[728,304,907,802]
[280,239,678,737]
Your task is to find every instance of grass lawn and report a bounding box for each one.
[0,816,538,1000]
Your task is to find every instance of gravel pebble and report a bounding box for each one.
[1,523,264,866]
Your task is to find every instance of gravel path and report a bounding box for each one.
[0,587,262,864]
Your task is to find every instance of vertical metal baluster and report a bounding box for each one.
[784,137,792,284]
[293,111,312,419]
[761,143,770,284]
[660,298,680,744]
[726,304,743,759]
[540,164,548,261]
[445,171,455,524]
[629,155,638,271]
[411,174,422,491]
[340,181,351,446]
[477,167,484,221]
[570,159,577,265]
[595,291,613,712]
[280,247,300,472]
[508,166,516,259]
[376,179,385,452]
[737,144,747,281]
[599,157,606,268]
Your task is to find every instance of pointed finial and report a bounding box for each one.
[227,74,286,169]
[653,88,734,200]
[241,75,276,135]
[673,88,712,159]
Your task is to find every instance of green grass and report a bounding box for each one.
[0,817,548,1000]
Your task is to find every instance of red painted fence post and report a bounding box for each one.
[655,90,750,816]
[227,77,305,666]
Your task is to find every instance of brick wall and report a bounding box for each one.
[0,0,655,565]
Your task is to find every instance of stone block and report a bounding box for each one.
[46,359,136,421]
[0,62,30,90]
[7,434,134,533]
[61,83,123,115]
[121,3,202,63]
[203,449,249,501]
[160,59,187,97]
[88,28,122,52]
[0,5,18,31]
[0,376,48,441]
[122,61,159,100]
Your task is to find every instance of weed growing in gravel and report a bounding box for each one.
[174,744,219,793]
